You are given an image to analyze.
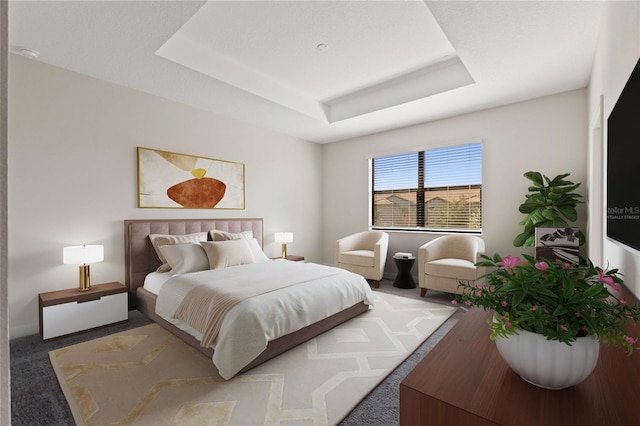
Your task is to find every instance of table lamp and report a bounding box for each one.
[274,232,293,258]
[63,244,104,291]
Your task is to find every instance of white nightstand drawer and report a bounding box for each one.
[41,292,128,339]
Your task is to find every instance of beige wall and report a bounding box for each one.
[8,55,323,338]
[321,89,589,276]
[589,0,640,300]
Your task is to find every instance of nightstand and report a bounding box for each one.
[271,255,305,262]
[39,282,128,340]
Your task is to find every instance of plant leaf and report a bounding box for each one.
[549,173,571,185]
[513,230,532,247]
[523,233,537,248]
[523,171,543,186]
[557,206,578,222]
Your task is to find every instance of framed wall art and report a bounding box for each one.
[137,147,245,209]
[535,227,580,264]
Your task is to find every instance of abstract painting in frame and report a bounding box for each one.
[137,147,245,209]
[535,227,580,264]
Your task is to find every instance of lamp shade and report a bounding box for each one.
[274,232,293,243]
[63,245,104,265]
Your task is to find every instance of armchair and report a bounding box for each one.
[418,235,485,297]
[334,230,389,288]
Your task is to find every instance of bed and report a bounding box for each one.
[124,218,374,379]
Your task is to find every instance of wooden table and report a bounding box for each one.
[39,282,128,340]
[400,286,640,426]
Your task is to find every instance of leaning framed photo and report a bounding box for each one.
[535,227,580,264]
[137,147,245,209]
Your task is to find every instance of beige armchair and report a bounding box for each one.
[418,235,485,297]
[334,230,389,288]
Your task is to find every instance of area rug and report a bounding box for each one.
[49,291,456,425]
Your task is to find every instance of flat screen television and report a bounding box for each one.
[606,56,640,251]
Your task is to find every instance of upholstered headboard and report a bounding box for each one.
[124,218,264,309]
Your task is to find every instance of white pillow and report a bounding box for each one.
[201,239,255,269]
[149,232,208,272]
[159,243,209,275]
[247,238,270,262]
[209,229,253,241]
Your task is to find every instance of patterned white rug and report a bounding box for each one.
[49,291,456,425]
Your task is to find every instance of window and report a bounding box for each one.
[371,142,482,232]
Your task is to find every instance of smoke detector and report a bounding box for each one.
[18,48,40,60]
[9,46,40,60]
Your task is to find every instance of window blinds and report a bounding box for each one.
[371,142,482,231]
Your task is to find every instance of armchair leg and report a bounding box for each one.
[420,288,427,297]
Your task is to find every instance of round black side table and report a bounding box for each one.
[393,256,416,289]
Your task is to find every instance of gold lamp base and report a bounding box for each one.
[281,244,288,259]
[78,264,91,291]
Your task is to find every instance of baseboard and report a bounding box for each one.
[9,321,39,339]
[384,272,419,283]
[321,263,418,286]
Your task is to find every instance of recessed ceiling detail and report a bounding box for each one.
[156,0,470,123]
[325,56,473,123]
[8,0,605,143]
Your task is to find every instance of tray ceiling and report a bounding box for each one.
[8,1,604,143]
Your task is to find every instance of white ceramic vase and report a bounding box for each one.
[495,328,600,390]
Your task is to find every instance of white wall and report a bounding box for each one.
[589,0,640,300]
[8,55,323,338]
[322,90,589,277]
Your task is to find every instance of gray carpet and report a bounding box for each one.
[10,282,463,425]
[10,310,153,426]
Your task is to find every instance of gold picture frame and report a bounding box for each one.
[137,147,245,209]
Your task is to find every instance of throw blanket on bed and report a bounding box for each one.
[154,260,375,379]
[172,261,347,347]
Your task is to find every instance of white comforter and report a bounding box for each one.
[154,259,375,379]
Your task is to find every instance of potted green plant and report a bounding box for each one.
[513,171,584,248]
[454,253,640,389]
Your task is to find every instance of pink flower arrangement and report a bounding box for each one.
[455,253,640,354]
